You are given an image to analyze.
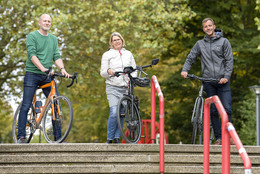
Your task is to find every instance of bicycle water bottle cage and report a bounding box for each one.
[123,66,134,74]
[35,101,42,113]
[133,77,150,87]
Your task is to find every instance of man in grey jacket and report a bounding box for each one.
[181,18,234,145]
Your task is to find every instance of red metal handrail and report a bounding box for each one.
[151,75,165,174]
[203,95,230,174]
[226,122,252,173]
[203,95,252,174]
[121,119,169,144]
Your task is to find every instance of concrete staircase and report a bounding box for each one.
[1,143,260,173]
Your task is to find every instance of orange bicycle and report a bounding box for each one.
[12,69,77,143]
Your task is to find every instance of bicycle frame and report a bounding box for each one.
[188,74,218,144]
[32,79,60,129]
[125,74,137,121]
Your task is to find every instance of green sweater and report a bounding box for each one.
[26,30,61,74]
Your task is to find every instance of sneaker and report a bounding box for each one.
[17,137,27,144]
[106,140,112,144]
[214,139,222,145]
[113,138,120,144]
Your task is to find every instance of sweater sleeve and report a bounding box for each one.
[26,33,37,60]
[130,52,137,77]
[182,41,201,72]
[100,52,110,78]
[53,37,61,61]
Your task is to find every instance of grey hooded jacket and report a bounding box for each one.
[182,29,233,80]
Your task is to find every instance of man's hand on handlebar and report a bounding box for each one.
[61,68,71,78]
[181,71,188,78]
[219,78,228,84]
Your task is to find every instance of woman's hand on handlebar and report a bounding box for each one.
[181,71,188,78]
[107,68,115,76]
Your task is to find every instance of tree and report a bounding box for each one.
[0,0,259,144]
[162,0,260,144]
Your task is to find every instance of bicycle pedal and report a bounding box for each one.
[54,118,61,122]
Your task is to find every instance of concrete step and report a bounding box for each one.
[1,154,260,166]
[1,165,260,173]
[0,143,259,173]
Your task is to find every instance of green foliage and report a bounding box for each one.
[236,91,257,145]
[0,99,13,143]
[0,0,259,144]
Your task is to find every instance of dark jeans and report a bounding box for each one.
[17,72,61,140]
[203,82,232,140]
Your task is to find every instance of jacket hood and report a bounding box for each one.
[204,28,223,42]
[214,28,223,37]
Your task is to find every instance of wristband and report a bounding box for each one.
[60,67,65,71]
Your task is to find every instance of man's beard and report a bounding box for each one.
[41,26,50,31]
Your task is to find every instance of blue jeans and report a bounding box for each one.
[203,82,232,140]
[17,72,61,140]
[107,106,124,140]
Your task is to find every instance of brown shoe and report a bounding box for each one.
[214,139,222,145]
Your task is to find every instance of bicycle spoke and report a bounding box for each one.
[117,96,142,144]
[12,104,36,143]
[42,96,73,143]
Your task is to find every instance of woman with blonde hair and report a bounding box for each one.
[100,32,137,144]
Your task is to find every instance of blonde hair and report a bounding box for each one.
[109,32,126,48]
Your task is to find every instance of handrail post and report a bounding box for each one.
[203,95,230,174]
[203,97,210,174]
[151,75,165,174]
[213,96,230,174]
[151,79,156,144]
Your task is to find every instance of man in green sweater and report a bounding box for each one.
[17,14,70,143]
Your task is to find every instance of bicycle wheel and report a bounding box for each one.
[117,96,142,144]
[191,97,202,144]
[42,96,73,143]
[12,103,36,143]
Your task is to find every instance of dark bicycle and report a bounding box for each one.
[187,74,219,144]
[114,58,159,143]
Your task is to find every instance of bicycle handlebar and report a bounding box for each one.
[187,74,220,83]
[114,65,149,77]
[114,58,159,77]
[43,67,78,88]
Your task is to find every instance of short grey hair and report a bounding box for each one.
[39,14,51,21]
[202,18,215,26]
[109,32,126,48]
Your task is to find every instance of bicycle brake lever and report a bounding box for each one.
[187,74,195,80]
[114,72,120,77]
[67,72,77,88]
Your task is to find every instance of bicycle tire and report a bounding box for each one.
[12,103,35,143]
[117,96,142,144]
[42,96,73,143]
[198,99,204,144]
[191,98,202,144]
